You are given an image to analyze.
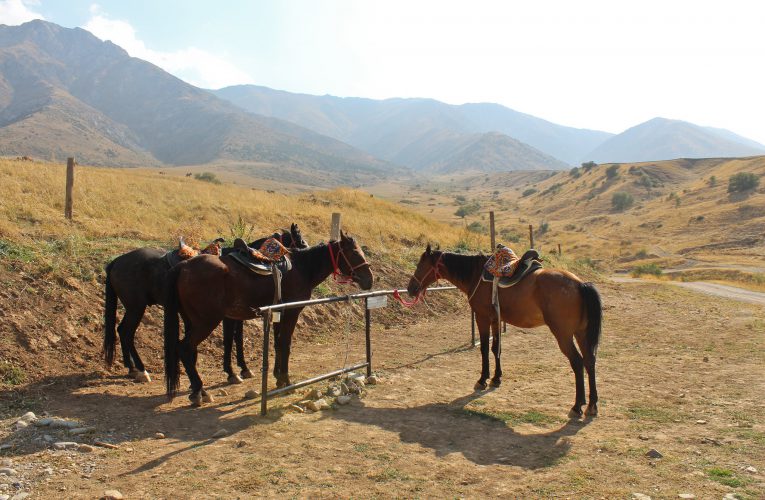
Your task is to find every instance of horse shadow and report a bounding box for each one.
[0,371,281,469]
[322,391,590,469]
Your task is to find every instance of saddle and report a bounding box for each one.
[482,247,542,288]
[164,237,225,267]
[228,238,292,276]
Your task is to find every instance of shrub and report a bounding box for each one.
[499,228,521,243]
[542,183,562,196]
[631,263,662,277]
[707,175,717,187]
[455,202,480,218]
[569,167,581,178]
[0,361,26,386]
[605,165,619,180]
[454,195,467,204]
[467,221,484,233]
[728,172,759,193]
[194,172,221,184]
[536,222,550,235]
[522,188,537,197]
[581,161,597,171]
[612,192,634,211]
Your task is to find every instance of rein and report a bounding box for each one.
[392,253,444,308]
[328,241,370,284]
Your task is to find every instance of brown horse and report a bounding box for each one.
[163,232,373,405]
[407,245,602,418]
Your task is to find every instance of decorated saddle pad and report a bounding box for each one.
[229,237,292,275]
[484,245,519,277]
[482,247,542,287]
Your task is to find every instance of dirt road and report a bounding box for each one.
[613,275,765,305]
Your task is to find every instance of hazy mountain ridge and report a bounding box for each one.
[0,20,394,183]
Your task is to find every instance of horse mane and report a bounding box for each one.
[441,252,487,284]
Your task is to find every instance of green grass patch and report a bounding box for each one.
[0,239,36,263]
[631,263,663,277]
[625,405,677,422]
[0,361,27,386]
[459,407,563,426]
[707,467,745,487]
[369,467,411,483]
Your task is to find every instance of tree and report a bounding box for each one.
[728,172,759,193]
[611,192,634,211]
[581,161,597,171]
[605,165,619,180]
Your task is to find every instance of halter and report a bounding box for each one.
[328,240,370,284]
[392,253,444,307]
[276,231,300,250]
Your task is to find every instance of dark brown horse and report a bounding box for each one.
[164,232,373,405]
[407,245,601,418]
[103,225,307,382]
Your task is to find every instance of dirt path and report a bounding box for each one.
[2,282,765,498]
[613,275,765,305]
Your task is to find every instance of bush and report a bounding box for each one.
[631,263,662,277]
[522,188,537,197]
[536,222,550,235]
[569,167,581,178]
[499,228,521,243]
[728,172,759,193]
[707,175,717,187]
[605,165,619,180]
[194,172,221,184]
[581,161,597,171]
[611,192,634,211]
[467,221,484,233]
[0,361,26,386]
[455,202,480,218]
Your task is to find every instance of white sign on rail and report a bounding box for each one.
[366,296,387,310]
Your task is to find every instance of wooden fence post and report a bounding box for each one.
[529,224,534,249]
[558,243,562,256]
[330,212,341,240]
[65,157,75,220]
[489,211,496,250]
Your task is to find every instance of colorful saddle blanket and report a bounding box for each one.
[229,237,292,275]
[164,238,222,267]
[482,247,542,287]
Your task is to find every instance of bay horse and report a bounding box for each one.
[103,224,307,382]
[163,231,373,406]
[221,224,310,384]
[407,245,602,418]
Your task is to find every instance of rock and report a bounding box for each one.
[745,465,757,473]
[306,388,323,400]
[77,444,95,453]
[339,382,349,395]
[17,412,36,423]
[288,404,304,413]
[235,441,247,448]
[0,468,18,476]
[306,399,329,412]
[632,494,652,500]
[336,395,352,405]
[93,441,119,450]
[326,386,342,398]
[52,442,79,450]
[645,448,663,459]
[638,434,650,441]
[49,419,80,429]
[0,445,10,451]
[10,493,29,500]
[0,494,8,500]
[347,382,362,394]
[366,375,379,385]
[154,432,165,439]
[212,429,227,438]
[701,437,722,446]
[13,421,28,431]
[723,494,741,500]
[33,417,54,427]
[678,494,695,499]
[102,490,124,500]
[0,459,10,466]
[69,427,95,435]
[695,420,707,425]
[216,389,228,397]
[702,356,709,362]
[244,390,259,399]
[353,378,365,389]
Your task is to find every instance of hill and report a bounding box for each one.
[213,85,610,167]
[0,20,395,184]
[583,117,765,164]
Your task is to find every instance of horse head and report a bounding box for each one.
[335,231,373,290]
[407,243,443,297]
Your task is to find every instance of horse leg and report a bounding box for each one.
[116,305,144,379]
[274,310,300,389]
[490,318,502,387]
[178,333,214,407]
[553,333,586,417]
[221,318,242,384]
[575,330,599,417]
[474,313,492,391]
[235,321,254,379]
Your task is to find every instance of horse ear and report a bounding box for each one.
[340,230,346,240]
[233,238,248,251]
[425,243,431,255]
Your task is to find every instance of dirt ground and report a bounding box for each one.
[2,280,765,499]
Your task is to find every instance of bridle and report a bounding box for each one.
[276,231,302,250]
[328,240,371,284]
[393,253,444,307]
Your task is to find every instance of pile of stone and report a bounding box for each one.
[289,372,379,413]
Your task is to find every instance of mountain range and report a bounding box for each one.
[1,20,763,184]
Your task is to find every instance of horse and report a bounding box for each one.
[406,245,602,418]
[163,231,373,406]
[102,224,307,382]
[221,224,310,384]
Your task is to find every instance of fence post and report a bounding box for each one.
[489,211,496,250]
[558,243,562,256]
[65,157,75,220]
[529,224,534,249]
[365,299,372,377]
[471,310,476,347]
[330,212,341,240]
[260,313,271,416]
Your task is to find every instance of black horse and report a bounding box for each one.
[164,232,373,405]
[103,224,308,382]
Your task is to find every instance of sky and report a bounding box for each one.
[2,0,765,143]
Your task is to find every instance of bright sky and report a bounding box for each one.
[3,0,765,143]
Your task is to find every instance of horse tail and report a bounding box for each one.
[103,260,118,366]
[163,264,182,398]
[579,282,602,358]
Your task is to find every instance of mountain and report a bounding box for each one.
[583,118,765,164]
[0,20,394,184]
[213,85,610,167]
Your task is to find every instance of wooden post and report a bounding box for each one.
[330,212,341,240]
[64,157,75,220]
[558,243,562,256]
[529,224,534,249]
[489,211,496,250]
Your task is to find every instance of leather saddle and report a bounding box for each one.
[228,238,292,276]
[482,249,542,287]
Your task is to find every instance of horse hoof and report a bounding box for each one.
[240,369,255,379]
[134,371,151,383]
[227,374,244,385]
[568,407,583,419]
[201,391,214,404]
[474,381,488,391]
[490,378,501,388]
[127,369,140,378]
[189,393,203,407]
[585,405,598,417]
